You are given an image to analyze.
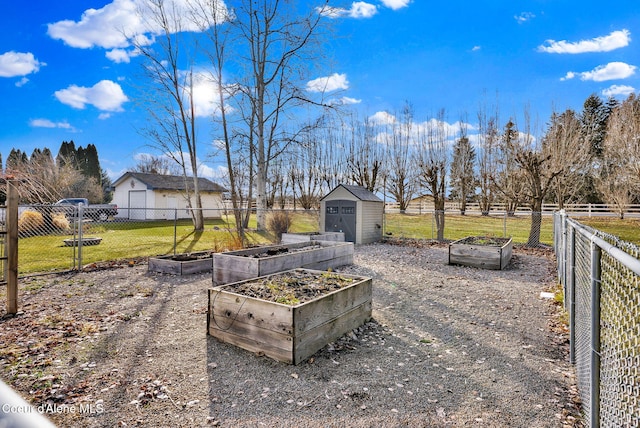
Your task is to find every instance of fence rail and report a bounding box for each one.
[554,211,640,427]
[385,202,640,217]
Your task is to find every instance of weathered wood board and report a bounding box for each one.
[448,237,513,270]
[149,251,213,275]
[207,269,372,365]
[281,232,345,244]
[213,241,354,285]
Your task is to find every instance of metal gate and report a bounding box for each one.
[325,200,356,242]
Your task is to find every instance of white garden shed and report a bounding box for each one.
[320,184,383,244]
[111,172,227,220]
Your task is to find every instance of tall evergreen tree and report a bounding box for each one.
[57,140,77,167]
[6,148,27,172]
[84,144,101,182]
[580,94,609,158]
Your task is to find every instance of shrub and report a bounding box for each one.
[52,213,70,230]
[267,211,292,243]
[18,211,44,234]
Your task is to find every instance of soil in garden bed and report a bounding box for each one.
[456,236,511,246]
[245,244,322,258]
[170,252,212,261]
[219,270,359,305]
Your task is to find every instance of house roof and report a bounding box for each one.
[113,172,227,193]
[322,184,383,202]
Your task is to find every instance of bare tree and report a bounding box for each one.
[494,119,524,215]
[134,0,205,230]
[597,94,640,218]
[233,0,330,231]
[510,110,561,246]
[543,109,590,209]
[449,121,476,215]
[288,132,323,210]
[346,113,385,192]
[317,119,347,196]
[189,0,249,242]
[132,153,180,175]
[384,103,418,213]
[477,109,499,215]
[416,110,449,241]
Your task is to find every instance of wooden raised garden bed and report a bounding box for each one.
[148,251,213,275]
[208,268,372,364]
[280,232,345,244]
[448,236,513,270]
[213,241,354,285]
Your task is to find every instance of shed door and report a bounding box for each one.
[325,200,356,243]
[128,190,146,220]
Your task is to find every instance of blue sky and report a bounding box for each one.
[1,0,639,181]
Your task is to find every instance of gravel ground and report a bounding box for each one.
[0,241,582,427]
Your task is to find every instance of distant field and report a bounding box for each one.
[579,217,640,245]
[383,212,554,245]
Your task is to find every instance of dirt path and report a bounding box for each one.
[0,242,581,427]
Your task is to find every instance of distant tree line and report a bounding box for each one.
[253,92,639,246]
[1,141,112,204]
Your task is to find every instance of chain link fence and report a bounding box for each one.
[555,211,640,427]
[11,205,321,276]
[384,210,552,246]
[8,205,557,276]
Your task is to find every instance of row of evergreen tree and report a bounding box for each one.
[1,141,110,204]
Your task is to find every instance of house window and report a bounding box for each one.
[326,206,338,214]
[342,207,354,214]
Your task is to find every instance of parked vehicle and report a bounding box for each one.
[54,198,118,221]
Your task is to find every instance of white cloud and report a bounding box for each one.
[561,62,636,82]
[602,84,635,98]
[47,0,229,62]
[348,2,378,18]
[514,12,535,24]
[55,80,129,111]
[472,46,481,51]
[0,51,45,77]
[370,111,396,125]
[15,77,29,87]
[319,2,378,19]
[380,0,411,10]
[47,0,143,49]
[538,29,631,54]
[106,48,140,63]
[306,73,349,92]
[335,96,361,105]
[30,119,76,131]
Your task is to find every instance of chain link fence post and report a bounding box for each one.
[569,224,576,365]
[77,203,84,270]
[590,242,602,427]
[173,208,178,256]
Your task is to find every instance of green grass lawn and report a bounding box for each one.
[17,211,321,275]
[579,217,640,245]
[16,211,638,276]
[384,212,554,245]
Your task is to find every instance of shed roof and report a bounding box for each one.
[322,184,383,202]
[113,172,227,193]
